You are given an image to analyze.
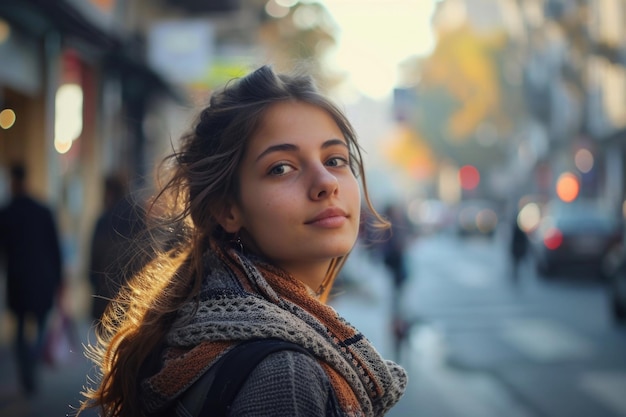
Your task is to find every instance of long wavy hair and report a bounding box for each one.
[77,65,389,417]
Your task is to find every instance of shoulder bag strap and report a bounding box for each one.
[177,338,313,417]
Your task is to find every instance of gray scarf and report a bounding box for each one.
[142,246,407,416]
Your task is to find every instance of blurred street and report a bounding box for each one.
[0,317,98,417]
[1,222,626,417]
[334,223,626,417]
[2,1,626,416]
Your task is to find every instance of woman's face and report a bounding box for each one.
[222,101,361,284]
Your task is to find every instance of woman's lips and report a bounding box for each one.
[305,207,348,227]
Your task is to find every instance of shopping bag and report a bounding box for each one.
[43,307,77,367]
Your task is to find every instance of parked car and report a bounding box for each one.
[407,198,453,235]
[528,199,623,277]
[606,249,626,324]
[455,199,499,237]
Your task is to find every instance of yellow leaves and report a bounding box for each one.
[422,25,505,141]
[382,123,436,180]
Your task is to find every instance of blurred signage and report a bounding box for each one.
[393,87,418,122]
[65,0,120,32]
[164,0,239,13]
[148,20,215,85]
[0,27,41,95]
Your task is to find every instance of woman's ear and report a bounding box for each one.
[215,201,243,234]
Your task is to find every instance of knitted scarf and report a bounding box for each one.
[141,245,407,416]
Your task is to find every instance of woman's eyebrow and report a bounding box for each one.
[255,138,347,162]
[322,138,349,149]
[255,143,299,162]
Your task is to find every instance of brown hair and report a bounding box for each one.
[78,65,388,417]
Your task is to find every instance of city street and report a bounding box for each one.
[334,226,626,417]
[1,225,626,416]
[2,1,626,417]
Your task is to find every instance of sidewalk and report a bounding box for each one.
[0,319,98,417]
[0,274,99,417]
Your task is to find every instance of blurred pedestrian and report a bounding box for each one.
[381,204,410,292]
[510,215,528,282]
[77,65,406,417]
[381,203,411,362]
[0,163,63,395]
[88,174,148,323]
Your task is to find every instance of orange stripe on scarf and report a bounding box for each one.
[321,362,362,413]
[150,340,231,398]
[218,248,368,412]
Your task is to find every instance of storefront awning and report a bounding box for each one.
[0,0,183,103]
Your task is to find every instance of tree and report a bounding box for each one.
[257,2,343,92]
[412,24,525,170]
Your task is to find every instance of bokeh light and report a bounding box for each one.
[0,18,10,44]
[518,202,541,232]
[458,165,480,190]
[574,148,594,173]
[54,83,83,154]
[265,0,290,18]
[543,226,563,250]
[439,163,461,204]
[276,0,297,6]
[556,172,579,202]
[293,4,320,29]
[0,108,16,129]
[476,208,498,233]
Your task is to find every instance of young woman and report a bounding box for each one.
[79,65,407,417]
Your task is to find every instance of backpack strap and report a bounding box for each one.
[176,338,313,417]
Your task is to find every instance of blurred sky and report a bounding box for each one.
[321,0,438,99]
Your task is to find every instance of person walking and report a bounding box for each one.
[0,163,63,395]
[380,203,411,361]
[77,65,407,417]
[510,215,528,283]
[88,174,148,323]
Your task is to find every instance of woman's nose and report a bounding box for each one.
[309,166,339,200]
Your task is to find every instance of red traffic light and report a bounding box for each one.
[459,165,480,190]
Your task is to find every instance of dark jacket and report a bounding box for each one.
[511,220,528,259]
[0,195,63,316]
[89,196,147,320]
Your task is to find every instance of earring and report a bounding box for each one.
[232,234,244,253]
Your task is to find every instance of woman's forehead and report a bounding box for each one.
[250,102,343,144]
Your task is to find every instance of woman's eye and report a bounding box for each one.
[326,156,349,167]
[269,163,293,176]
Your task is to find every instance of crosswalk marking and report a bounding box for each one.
[445,257,496,287]
[408,325,534,417]
[501,318,595,361]
[579,372,626,416]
